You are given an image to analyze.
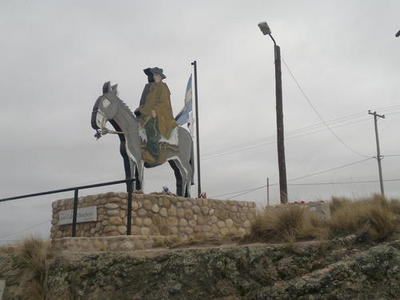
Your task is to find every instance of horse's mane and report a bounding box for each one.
[118,97,134,115]
[103,81,136,119]
[109,93,136,119]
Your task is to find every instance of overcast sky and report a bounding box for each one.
[1,0,399,243]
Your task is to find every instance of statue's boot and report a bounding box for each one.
[142,150,157,164]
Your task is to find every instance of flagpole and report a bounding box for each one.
[191,60,202,198]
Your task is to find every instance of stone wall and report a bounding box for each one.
[51,192,256,241]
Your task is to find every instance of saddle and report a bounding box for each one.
[139,126,179,167]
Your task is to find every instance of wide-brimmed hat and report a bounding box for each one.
[143,68,153,77]
[149,67,166,79]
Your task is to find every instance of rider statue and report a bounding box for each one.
[134,67,177,166]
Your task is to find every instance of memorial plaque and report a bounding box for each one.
[0,280,5,300]
[59,206,97,225]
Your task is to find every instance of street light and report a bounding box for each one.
[258,21,288,204]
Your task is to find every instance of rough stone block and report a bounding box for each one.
[109,217,123,226]
[143,218,152,226]
[159,207,168,217]
[220,227,229,235]
[152,204,160,213]
[131,226,141,234]
[177,208,185,218]
[226,219,234,228]
[107,209,120,216]
[137,208,147,217]
[163,198,171,208]
[184,209,194,219]
[183,200,192,208]
[193,205,201,214]
[141,227,150,235]
[104,225,117,233]
[117,226,126,235]
[167,217,178,226]
[168,206,177,216]
[217,221,226,228]
[143,199,152,210]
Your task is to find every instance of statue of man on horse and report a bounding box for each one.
[134,67,177,167]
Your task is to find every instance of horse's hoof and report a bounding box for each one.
[134,190,144,194]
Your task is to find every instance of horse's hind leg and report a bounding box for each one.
[180,159,193,198]
[168,159,187,197]
[173,159,192,198]
[185,161,193,197]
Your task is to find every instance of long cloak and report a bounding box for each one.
[137,82,176,139]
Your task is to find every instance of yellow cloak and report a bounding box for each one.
[138,82,177,139]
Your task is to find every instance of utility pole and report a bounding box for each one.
[274,44,288,204]
[266,177,270,207]
[368,110,385,196]
[258,21,288,204]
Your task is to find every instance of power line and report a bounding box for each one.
[211,186,268,198]
[201,107,400,161]
[282,57,370,158]
[288,158,373,182]
[202,117,373,161]
[228,185,268,200]
[0,220,50,240]
[202,113,371,158]
[211,158,373,199]
[287,178,400,186]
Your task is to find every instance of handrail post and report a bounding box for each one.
[126,179,133,235]
[72,188,79,237]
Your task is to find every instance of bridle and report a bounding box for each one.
[94,109,126,139]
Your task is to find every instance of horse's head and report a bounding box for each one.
[91,81,120,136]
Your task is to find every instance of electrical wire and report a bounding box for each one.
[201,108,400,161]
[210,186,269,198]
[227,185,268,200]
[287,178,400,186]
[210,157,374,199]
[282,57,370,158]
[288,158,374,182]
[0,220,50,240]
[202,117,373,161]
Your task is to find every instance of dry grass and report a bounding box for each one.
[246,195,400,244]
[247,205,327,243]
[328,195,397,241]
[12,237,51,300]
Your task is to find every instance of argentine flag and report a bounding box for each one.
[175,75,193,132]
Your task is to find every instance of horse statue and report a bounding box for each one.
[91,82,194,197]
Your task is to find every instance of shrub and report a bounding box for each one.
[13,237,50,300]
[329,197,350,214]
[246,195,399,244]
[389,199,400,215]
[327,196,397,241]
[247,205,327,243]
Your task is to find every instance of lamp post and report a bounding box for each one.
[258,21,288,204]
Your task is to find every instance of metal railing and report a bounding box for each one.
[0,178,135,237]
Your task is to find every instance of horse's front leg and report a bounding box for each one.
[135,160,144,191]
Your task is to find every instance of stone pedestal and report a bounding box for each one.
[51,193,257,242]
